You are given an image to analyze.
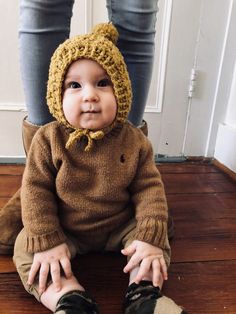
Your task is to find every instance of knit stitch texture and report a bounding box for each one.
[21,122,168,253]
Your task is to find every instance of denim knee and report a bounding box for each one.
[106,0,159,62]
[19,0,75,34]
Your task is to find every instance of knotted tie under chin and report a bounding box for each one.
[66,128,105,152]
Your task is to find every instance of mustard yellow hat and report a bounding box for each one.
[47,23,132,151]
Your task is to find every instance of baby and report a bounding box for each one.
[13,23,186,314]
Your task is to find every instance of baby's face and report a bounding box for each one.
[62,59,117,130]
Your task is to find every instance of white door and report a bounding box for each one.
[145,0,233,159]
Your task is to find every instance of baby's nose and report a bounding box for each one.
[83,86,99,102]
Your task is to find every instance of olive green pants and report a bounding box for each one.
[13,219,171,301]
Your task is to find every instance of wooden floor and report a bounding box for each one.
[0,161,236,314]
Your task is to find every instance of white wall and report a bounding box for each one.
[184,0,233,156]
[0,2,24,106]
[213,0,236,172]
[225,63,236,127]
[214,61,236,172]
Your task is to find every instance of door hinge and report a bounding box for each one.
[188,68,197,98]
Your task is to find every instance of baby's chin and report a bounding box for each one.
[73,122,109,131]
[73,118,115,131]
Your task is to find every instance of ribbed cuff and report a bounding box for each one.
[134,217,167,249]
[24,229,67,253]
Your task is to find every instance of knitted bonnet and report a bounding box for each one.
[47,23,132,151]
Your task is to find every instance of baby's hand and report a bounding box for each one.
[121,240,167,287]
[27,242,72,295]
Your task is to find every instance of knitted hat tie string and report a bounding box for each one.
[66,129,105,152]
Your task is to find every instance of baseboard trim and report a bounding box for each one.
[0,104,27,111]
[0,157,26,164]
[213,159,236,182]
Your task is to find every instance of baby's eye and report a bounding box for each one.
[68,82,81,89]
[97,78,111,87]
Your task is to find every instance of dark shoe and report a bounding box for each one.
[55,290,99,314]
[123,281,186,314]
[123,281,162,314]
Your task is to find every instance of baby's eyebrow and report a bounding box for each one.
[96,70,109,77]
[64,75,81,81]
[96,67,110,77]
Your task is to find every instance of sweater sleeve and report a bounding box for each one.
[21,129,66,253]
[129,135,168,249]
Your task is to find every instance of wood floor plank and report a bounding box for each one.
[0,273,50,313]
[0,256,16,273]
[0,198,9,207]
[158,162,220,174]
[0,175,22,197]
[167,192,236,215]
[168,193,236,262]
[171,234,236,262]
[162,172,236,194]
[0,165,24,176]
[164,260,236,314]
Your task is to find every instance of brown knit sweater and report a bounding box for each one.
[21,121,168,253]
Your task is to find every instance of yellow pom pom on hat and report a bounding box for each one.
[46,23,132,151]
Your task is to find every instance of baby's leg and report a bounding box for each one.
[13,229,98,313]
[129,265,164,288]
[40,275,84,311]
[122,237,185,313]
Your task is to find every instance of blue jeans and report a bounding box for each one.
[19,0,158,126]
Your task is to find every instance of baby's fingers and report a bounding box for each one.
[159,256,168,280]
[123,254,142,273]
[60,257,73,279]
[39,263,50,295]
[152,258,161,287]
[152,256,167,287]
[50,261,61,292]
[134,257,152,284]
[121,241,136,257]
[27,261,40,285]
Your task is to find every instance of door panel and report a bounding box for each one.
[153,0,202,157]
[184,0,232,156]
[154,0,232,158]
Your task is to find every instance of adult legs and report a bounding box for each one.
[19,0,75,125]
[106,0,159,126]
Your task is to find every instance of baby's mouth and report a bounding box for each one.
[83,110,100,114]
